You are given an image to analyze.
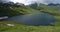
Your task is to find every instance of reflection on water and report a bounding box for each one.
[7,13,56,26]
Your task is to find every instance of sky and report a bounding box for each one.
[0,0,10,3]
[0,0,60,5]
[10,0,37,5]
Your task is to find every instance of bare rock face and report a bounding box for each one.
[7,13,56,26]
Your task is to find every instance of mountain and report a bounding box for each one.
[29,3,60,21]
[48,3,60,6]
[0,2,39,17]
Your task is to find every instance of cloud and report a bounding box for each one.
[10,0,37,5]
[11,0,60,5]
[1,0,60,5]
[0,0,11,3]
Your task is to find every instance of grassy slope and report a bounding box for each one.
[0,20,60,32]
[0,4,39,17]
[35,4,60,16]
[39,4,60,18]
[0,26,60,32]
[12,6,39,14]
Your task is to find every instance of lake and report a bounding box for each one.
[7,13,56,26]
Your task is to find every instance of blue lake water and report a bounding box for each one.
[7,13,56,26]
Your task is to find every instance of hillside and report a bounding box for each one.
[0,20,60,32]
[0,2,39,17]
[29,3,60,16]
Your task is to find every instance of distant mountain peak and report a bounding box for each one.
[48,3,60,6]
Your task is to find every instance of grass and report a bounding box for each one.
[54,22,60,26]
[0,25,60,32]
[0,20,60,32]
[54,16,60,20]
